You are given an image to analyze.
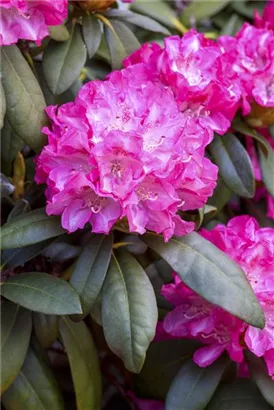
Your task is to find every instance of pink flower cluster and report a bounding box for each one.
[246,129,274,219]
[158,216,274,379]
[218,23,274,112]
[0,0,68,45]
[35,34,225,240]
[255,1,274,31]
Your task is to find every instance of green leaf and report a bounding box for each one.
[0,273,82,315]
[166,356,229,410]
[0,208,65,250]
[258,145,274,198]
[33,313,59,349]
[220,14,243,36]
[48,25,70,42]
[1,302,32,393]
[231,0,262,19]
[0,173,14,198]
[82,14,102,59]
[105,10,170,34]
[1,118,24,166]
[105,20,140,70]
[59,317,101,410]
[208,176,231,212]
[102,249,158,373]
[2,347,64,410]
[209,133,255,198]
[232,117,271,156]
[181,0,231,25]
[206,379,273,410]
[0,45,47,152]
[70,233,113,319]
[7,199,31,222]
[0,82,6,129]
[132,0,176,28]
[43,24,87,95]
[246,352,274,407]
[142,232,264,329]
[135,339,199,400]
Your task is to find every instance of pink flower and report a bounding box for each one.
[254,1,274,31]
[35,64,217,240]
[159,216,274,379]
[0,0,68,45]
[218,23,274,112]
[127,391,164,410]
[124,31,242,135]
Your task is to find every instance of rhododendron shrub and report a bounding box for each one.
[1,0,274,409]
[159,216,274,379]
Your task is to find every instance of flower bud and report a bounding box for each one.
[74,0,115,12]
[247,102,274,128]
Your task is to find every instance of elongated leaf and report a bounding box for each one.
[1,118,24,166]
[0,273,82,315]
[70,233,113,318]
[0,45,47,152]
[132,0,176,28]
[142,232,264,328]
[49,25,70,42]
[208,176,231,212]
[136,339,200,400]
[0,82,6,129]
[2,347,64,410]
[102,249,158,373]
[82,14,102,59]
[0,173,14,198]
[7,199,31,222]
[59,317,101,410]
[209,133,255,198]
[181,0,231,24]
[33,313,59,349]
[1,302,32,393]
[0,208,65,249]
[106,10,170,34]
[258,145,274,197]
[206,379,273,410]
[232,117,270,156]
[246,352,274,407]
[43,24,87,95]
[220,14,243,36]
[105,20,140,70]
[166,356,229,410]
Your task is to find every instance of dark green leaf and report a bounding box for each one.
[102,249,158,373]
[7,199,31,222]
[33,313,59,349]
[258,145,274,197]
[135,339,199,400]
[209,133,255,198]
[206,379,273,410]
[2,347,64,410]
[1,302,32,393]
[106,10,170,34]
[208,176,231,212]
[70,234,113,318]
[82,14,102,59]
[220,14,243,36]
[246,352,274,407]
[59,317,101,410]
[105,20,140,70]
[181,0,231,24]
[0,273,82,315]
[0,173,14,198]
[49,25,70,42]
[0,208,65,250]
[231,0,261,19]
[0,45,47,152]
[1,118,24,166]
[132,0,176,28]
[232,117,270,156]
[43,24,87,95]
[142,232,264,328]
[0,82,6,129]
[166,356,229,410]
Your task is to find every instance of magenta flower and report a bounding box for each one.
[254,1,274,31]
[124,30,242,136]
[0,0,68,45]
[218,23,274,112]
[35,65,218,240]
[159,216,274,378]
